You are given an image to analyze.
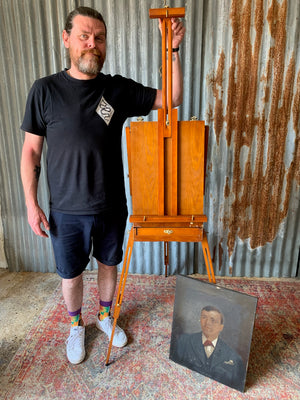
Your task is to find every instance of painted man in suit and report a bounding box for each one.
[171,305,246,391]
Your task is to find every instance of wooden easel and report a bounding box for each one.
[105,6,216,366]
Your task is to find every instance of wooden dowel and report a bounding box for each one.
[161,19,167,123]
[167,18,172,126]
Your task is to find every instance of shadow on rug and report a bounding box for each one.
[1,273,299,400]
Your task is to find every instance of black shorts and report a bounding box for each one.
[49,210,128,279]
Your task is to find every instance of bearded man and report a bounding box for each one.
[20,6,185,364]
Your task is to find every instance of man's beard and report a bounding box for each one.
[75,50,105,76]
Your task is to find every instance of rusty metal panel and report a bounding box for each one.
[202,0,300,277]
[0,0,299,277]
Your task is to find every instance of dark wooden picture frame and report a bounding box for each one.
[169,275,257,392]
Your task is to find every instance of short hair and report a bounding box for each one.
[201,305,224,324]
[64,6,107,36]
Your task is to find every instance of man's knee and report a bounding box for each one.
[62,273,83,289]
[97,261,116,270]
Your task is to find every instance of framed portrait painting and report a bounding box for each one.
[169,275,257,392]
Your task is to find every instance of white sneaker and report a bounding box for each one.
[96,315,127,348]
[66,325,86,364]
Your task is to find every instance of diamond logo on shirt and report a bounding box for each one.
[96,96,114,126]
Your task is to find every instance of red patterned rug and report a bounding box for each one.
[1,273,299,400]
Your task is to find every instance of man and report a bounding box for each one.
[170,306,246,391]
[20,6,185,365]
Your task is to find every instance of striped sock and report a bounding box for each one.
[68,308,83,327]
[98,300,112,321]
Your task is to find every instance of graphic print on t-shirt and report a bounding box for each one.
[96,96,115,126]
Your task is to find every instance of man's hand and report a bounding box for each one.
[170,18,186,48]
[27,204,50,238]
[159,17,186,48]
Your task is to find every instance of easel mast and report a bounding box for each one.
[150,7,185,216]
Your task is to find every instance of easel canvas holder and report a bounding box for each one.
[105,7,216,365]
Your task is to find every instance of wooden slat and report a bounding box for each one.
[130,215,207,223]
[178,120,205,214]
[158,109,165,215]
[167,17,173,132]
[129,122,160,215]
[125,127,132,196]
[171,108,178,215]
[161,19,167,123]
[149,8,185,19]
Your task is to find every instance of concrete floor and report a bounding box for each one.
[0,269,60,374]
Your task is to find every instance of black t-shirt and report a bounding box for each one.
[21,70,156,214]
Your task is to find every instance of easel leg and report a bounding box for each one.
[164,241,169,277]
[105,227,134,366]
[201,232,216,284]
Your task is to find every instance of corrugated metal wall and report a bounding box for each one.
[0,0,299,277]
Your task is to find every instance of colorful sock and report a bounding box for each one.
[98,300,112,321]
[68,308,83,327]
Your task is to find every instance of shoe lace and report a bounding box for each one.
[67,327,84,348]
[103,316,113,333]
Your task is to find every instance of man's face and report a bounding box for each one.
[63,15,106,77]
[200,310,224,341]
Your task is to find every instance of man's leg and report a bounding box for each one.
[62,273,84,326]
[97,261,117,302]
[62,273,84,312]
[49,212,93,365]
[95,261,127,347]
[62,273,86,364]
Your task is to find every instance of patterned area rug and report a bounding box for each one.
[1,273,299,400]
